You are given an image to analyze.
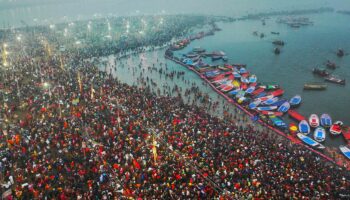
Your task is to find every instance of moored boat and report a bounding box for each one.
[339,145,350,160]
[269,89,284,97]
[255,94,274,102]
[313,127,326,142]
[320,114,332,128]
[297,133,325,149]
[228,88,241,96]
[277,102,290,113]
[260,111,283,116]
[249,75,257,83]
[324,75,345,85]
[261,97,279,105]
[270,99,287,107]
[245,86,255,94]
[260,84,279,90]
[312,68,330,77]
[248,99,261,109]
[299,120,311,135]
[304,83,327,90]
[269,115,287,129]
[256,106,278,111]
[330,121,343,136]
[309,114,320,128]
[251,88,265,96]
[289,95,301,107]
[288,110,306,122]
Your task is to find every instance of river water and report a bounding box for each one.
[103,12,350,148]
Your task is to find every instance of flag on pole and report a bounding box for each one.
[152,135,158,164]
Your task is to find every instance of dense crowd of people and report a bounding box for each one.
[0,15,350,199]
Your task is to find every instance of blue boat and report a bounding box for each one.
[239,67,247,74]
[182,58,194,65]
[289,95,302,107]
[235,90,246,98]
[269,115,287,129]
[205,70,221,77]
[241,76,250,84]
[245,86,255,94]
[249,75,257,83]
[256,106,278,111]
[262,97,279,105]
[249,99,261,109]
[320,113,332,128]
[340,145,350,160]
[297,133,325,149]
[255,92,267,98]
[228,88,241,96]
[313,127,326,142]
[277,102,290,113]
[233,71,241,78]
[270,99,287,107]
[298,120,310,135]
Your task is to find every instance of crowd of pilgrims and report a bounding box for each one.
[0,54,349,199]
[0,15,349,199]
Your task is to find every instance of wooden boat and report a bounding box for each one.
[240,76,249,84]
[337,48,344,57]
[274,47,281,55]
[193,47,206,53]
[277,102,290,113]
[299,120,311,135]
[221,85,234,92]
[260,84,280,90]
[256,106,278,111]
[251,88,265,96]
[289,95,302,107]
[240,83,248,90]
[272,40,285,46]
[212,55,223,61]
[314,127,326,142]
[235,90,246,99]
[255,92,267,98]
[269,115,287,129]
[289,123,298,134]
[269,89,284,97]
[342,126,350,143]
[309,114,320,128]
[260,111,283,116]
[297,133,325,149]
[255,95,274,102]
[248,99,261,109]
[324,75,345,85]
[239,67,248,74]
[262,97,279,105]
[270,99,287,107]
[288,110,306,122]
[304,83,327,90]
[237,96,247,104]
[320,114,332,128]
[232,80,240,88]
[312,68,329,77]
[330,121,343,136]
[325,60,336,69]
[245,86,255,94]
[249,75,257,83]
[228,88,241,96]
[233,71,241,78]
[340,146,350,160]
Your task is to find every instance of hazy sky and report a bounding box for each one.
[0,0,349,27]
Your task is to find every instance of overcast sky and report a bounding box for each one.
[0,0,349,27]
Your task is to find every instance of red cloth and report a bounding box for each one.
[133,159,141,169]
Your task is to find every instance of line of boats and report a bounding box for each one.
[167,45,350,161]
